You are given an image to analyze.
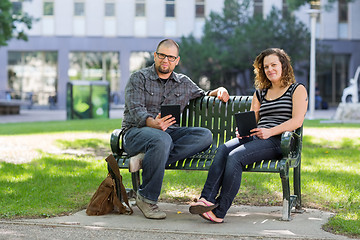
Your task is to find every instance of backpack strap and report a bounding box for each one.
[106,154,133,214]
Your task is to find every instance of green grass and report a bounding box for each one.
[0,119,359,237]
[55,138,108,149]
[0,118,123,135]
[303,119,360,128]
[0,154,109,218]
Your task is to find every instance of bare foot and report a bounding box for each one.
[189,198,219,214]
[200,211,224,223]
[190,198,215,206]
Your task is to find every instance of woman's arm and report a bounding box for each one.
[250,91,261,122]
[251,85,308,139]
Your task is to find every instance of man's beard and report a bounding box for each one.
[157,65,171,74]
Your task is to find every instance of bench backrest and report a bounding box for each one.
[181,95,252,147]
[167,95,252,169]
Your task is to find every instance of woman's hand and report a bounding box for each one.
[250,128,273,139]
[216,87,230,102]
[235,127,250,139]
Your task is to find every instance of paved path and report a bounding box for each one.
[0,203,352,240]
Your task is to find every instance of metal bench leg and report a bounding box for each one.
[131,171,140,193]
[293,161,304,213]
[280,169,292,221]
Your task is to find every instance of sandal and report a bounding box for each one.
[189,199,219,214]
[199,212,224,223]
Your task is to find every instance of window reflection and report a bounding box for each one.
[7,51,58,106]
[68,51,120,98]
[130,52,153,73]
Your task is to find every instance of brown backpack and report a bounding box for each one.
[86,154,133,216]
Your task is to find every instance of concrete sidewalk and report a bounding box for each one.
[0,203,352,240]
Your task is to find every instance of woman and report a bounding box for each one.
[189,48,308,223]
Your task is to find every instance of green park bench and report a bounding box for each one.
[109,96,303,221]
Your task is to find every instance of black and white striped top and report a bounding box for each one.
[255,83,301,129]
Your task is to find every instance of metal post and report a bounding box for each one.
[307,9,320,119]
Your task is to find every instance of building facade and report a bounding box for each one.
[0,0,359,108]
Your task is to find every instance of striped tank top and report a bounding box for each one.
[255,83,302,129]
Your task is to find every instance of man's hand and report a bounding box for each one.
[146,114,176,131]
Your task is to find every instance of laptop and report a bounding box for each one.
[234,111,257,137]
[161,104,181,124]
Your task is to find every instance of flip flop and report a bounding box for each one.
[189,200,219,214]
[199,212,224,224]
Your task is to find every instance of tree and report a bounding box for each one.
[179,0,311,94]
[0,0,34,46]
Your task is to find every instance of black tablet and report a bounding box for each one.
[161,104,181,124]
[234,111,257,137]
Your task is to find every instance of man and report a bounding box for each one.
[122,39,229,219]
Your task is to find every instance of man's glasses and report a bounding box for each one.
[156,52,178,62]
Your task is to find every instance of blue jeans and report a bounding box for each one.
[124,126,212,204]
[200,135,282,218]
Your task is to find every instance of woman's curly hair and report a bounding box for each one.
[253,48,295,90]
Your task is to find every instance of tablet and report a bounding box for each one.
[161,104,181,124]
[234,111,257,137]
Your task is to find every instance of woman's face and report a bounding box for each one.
[263,54,282,83]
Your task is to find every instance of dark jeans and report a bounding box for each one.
[200,135,282,218]
[124,126,212,204]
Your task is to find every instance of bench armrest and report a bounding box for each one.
[280,126,303,168]
[110,129,123,156]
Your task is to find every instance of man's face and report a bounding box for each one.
[154,45,180,76]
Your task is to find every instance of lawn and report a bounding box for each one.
[0,118,359,237]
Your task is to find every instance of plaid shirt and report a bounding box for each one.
[122,64,206,129]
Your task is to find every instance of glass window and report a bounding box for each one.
[166,0,175,18]
[195,0,205,18]
[105,2,115,17]
[253,0,263,17]
[74,1,85,16]
[11,1,22,15]
[43,1,54,16]
[338,0,348,23]
[7,51,58,105]
[282,0,289,17]
[135,0,145,17]
[68,52,120,93]
[130,52,152,73]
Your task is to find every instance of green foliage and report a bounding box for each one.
[179,0,310,94]
[0,0,35,46]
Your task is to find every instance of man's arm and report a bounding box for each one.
[208,87,230,102]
